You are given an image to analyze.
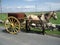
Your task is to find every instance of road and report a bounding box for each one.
[0,27,60,45]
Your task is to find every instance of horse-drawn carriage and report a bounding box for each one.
[4,11,57,35]
[4,13,43,34]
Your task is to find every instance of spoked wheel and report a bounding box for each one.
[5,16,20,34]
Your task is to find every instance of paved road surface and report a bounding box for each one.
[0,27,60,45]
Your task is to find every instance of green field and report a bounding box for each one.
[0,12,60,35]
[0,12,60,24]
[0,13,7,21]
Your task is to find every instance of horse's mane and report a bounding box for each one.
[44,12,50,16]
[45,11,55,16]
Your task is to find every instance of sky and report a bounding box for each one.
[0,0,60,13]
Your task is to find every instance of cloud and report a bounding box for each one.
[23,0,36,1]
[25,5,35,8]
[45,2,60,8]
[17,5,35,9]
[45,2,60,5]
[44,2,60,10]
[17,6,22,8]
[1,5,36,13]
[17,5,36,12]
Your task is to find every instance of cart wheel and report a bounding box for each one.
[5,16,20,34]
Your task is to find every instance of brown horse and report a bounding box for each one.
[26,11,57,35]
[44,11,57,22]
[40,11,57,27]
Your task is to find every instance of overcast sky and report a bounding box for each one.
[1,0,60,13]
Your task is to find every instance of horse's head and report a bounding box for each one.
[51,11,57,20]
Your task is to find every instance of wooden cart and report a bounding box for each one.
[5,13,27,34]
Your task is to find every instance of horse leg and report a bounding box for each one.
[41,23,45,35]
[26,20,30,32]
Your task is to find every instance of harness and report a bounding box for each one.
[44,15,49,22]
[44,13,50,22]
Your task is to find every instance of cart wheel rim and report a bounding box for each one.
[5,16,20,34]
